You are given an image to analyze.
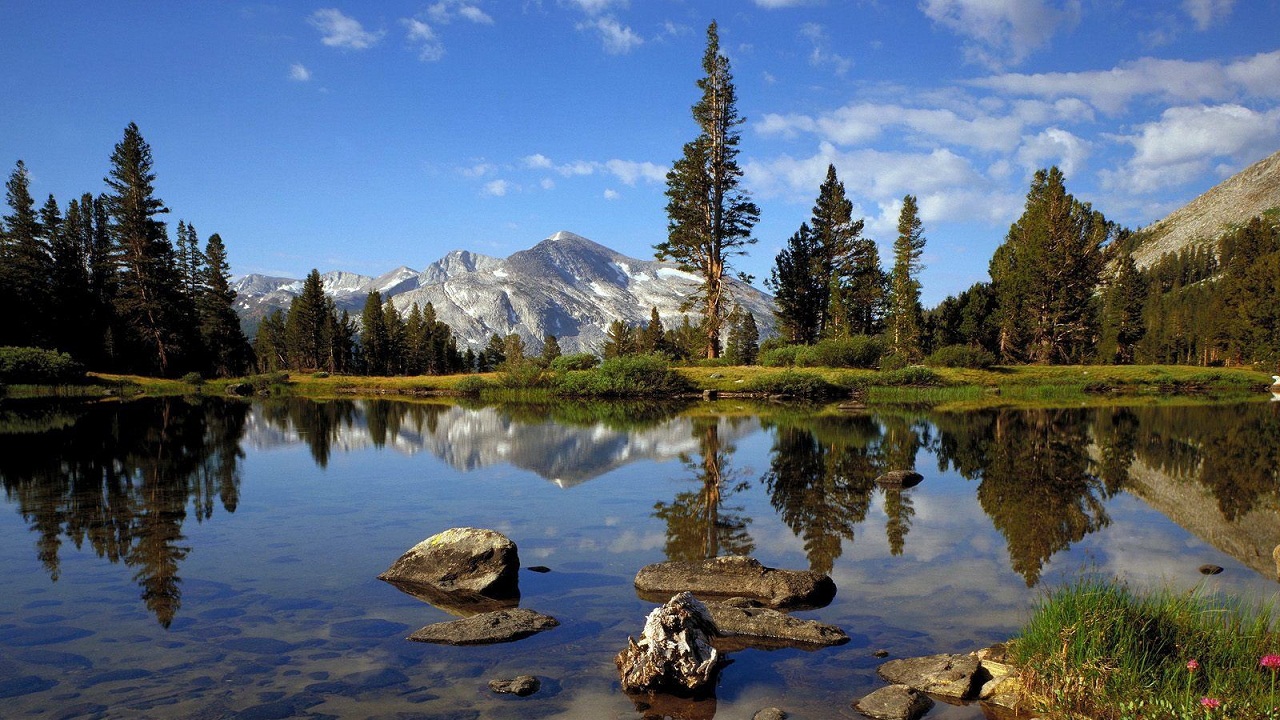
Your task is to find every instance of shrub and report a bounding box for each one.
[312,371,331,379]
[455,376,489,395]
[875,366,943,387]
[795,336,886,369]
[926,344,996,369]
[245,371,290,394]
[550,353,600,372]
[879,353,909,371]
[554,354,692,397]
[0,346,86,385]
[497,360,549,389]
[181,371,204,386]
[760,345,801,367]
[746,371,844,399]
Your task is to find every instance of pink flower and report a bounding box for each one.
[1200,697,1222,710]
[1262,654,1280,670]
[1188,659,1200,671]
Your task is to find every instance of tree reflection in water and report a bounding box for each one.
[0,397,248,627]
[653,417,755,562]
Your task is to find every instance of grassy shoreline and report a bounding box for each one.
[0,363,1270,410]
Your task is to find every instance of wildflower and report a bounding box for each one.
[1200,697,1221,709]
[1262,654,1280,670]
[1188,659,1200,672]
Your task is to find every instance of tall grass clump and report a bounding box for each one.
[1011,577,1280,719]
[554,354,692,398]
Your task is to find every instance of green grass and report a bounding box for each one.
[1011,578,1280,719]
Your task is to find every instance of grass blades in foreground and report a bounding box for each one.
[1012,577,1280,719]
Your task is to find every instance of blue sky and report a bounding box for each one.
[2,0,1278,306]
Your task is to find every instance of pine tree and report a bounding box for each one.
[603,319,638,358]
[105,123,188,374]
[2,161,52,348]
[656,20,759,359]
[86,194,118,366]
[382,300,407,375]
[50,196,94,359]
[502,333,526,367]
[405,303,427,375]
[540,334,562,365]
[254,309,288,371]
[285,270,331,370]
[480,333,506,371]
[725,307,759,365]
[640,307,666,354]
[809,165,868,338]
[887,195,927,360]
[198,233,251,376]
[990,167,1108,364]
[768,223,823,344]
[360,291,390,375]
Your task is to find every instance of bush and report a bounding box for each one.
[455,376,490,395]
[795,336,886,369]
[875,366,943,386]
[0,347,86,385]
[550,353,599,372]
[312,371,331,379]
[497,360,549,389]
[926,344,996,369]
[760,345,801,367]
[746,371,844,399]
[245,371,290,394]
[554,354,692,397]
[879,353,909,371]
[181,371,204,386]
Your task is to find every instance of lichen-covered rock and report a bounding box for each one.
[379,527,520,600]
[407,608,557,645]
[877,653,981,699]
[853,684,933,720]
[616,592,722,694]
[706,598,848,650]
[489,675,541,696]
[634,556,836,610]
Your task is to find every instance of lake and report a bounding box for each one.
[1,396,1278,719]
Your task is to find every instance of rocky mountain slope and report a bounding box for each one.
[1131,148,1280,268]
[233,231,777,354]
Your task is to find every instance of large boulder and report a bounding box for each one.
[635,556,836,610]
[705,598,849,651]
[379,528,520,601]
[853,684,933,720]
[877,653,982,699]
[407,608,558,645]
[616,592,722,695]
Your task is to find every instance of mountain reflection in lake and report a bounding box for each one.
[1,397,1278,719]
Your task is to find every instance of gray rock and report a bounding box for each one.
[753,708,788,720]
[1199,564,1224,575]
[616,592,722,694]
[705,598,848,650]
[853,684,933,720]
[407,608,558,646]
[489,675,540,696]
[379,527,520,601]
[874,470,923,489]
[634,556,836,610]
[877,653,982,699]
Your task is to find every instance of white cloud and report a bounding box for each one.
[799,23,852,76]
[403,19,445,61]
[577,16,643,54]
[288,62,311,82]
[919,0,1080,69]
[427,1,494,25]
[756,101,1026,153]
[540,177,556,190]
[1102,104,1280,193]
[309,8,383,50]
[564,0,625,14]
[604,188,620,200]
[522,153,554,169]
[461,162,496,178]
[520,155,665,184]
[1183,0,1234,30]
[972,51,1280,114]
[1015,127,1091,177]
[754,0,815,6]
[483,179,512,196]
[604,159,666,185]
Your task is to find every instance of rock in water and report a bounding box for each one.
[379,527,520,599]
[853,684,933,720]
[877,653,982,699]
[874,470,923,489]
[407,608,558,645]
[634,556,835,610]
[489,675,541,696]
[705,598,848,650]
[616,592,722,694]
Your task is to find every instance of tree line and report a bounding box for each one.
[1,124,251,377]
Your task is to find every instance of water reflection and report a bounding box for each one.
[653,418,755,562]
[0,397,247,626]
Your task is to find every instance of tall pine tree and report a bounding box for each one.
[657,20,759,359]
[768,222,824,344]
[198,233,251,376]
[887,195,926,360]
[2,161,52,348]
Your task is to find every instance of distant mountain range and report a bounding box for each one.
[232,231,777,354]
[1131,148,1280,268]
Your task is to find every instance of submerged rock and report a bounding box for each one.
[877,653,981,699]
[753,708,787,720]
[853,684,933,720]
[874,470,923,489]
[616,592,722,695]
[635,556,836,610]
[379,527,520,600]
[407,608,558,646]
[489,675,540,696]
[705,598,848,651]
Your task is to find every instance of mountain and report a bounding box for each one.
[1131,149,1280,268]
[232,231,777,354]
